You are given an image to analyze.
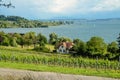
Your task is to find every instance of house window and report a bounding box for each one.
[59,49,62,52]
[63,50,66,53]
[61,45,64,48]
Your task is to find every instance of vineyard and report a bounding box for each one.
[0,47,120,71]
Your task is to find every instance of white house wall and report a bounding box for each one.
[57,46,67,53]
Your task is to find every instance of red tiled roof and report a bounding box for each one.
[57,42,74,49]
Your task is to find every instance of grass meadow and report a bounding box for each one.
[0,46,120,79]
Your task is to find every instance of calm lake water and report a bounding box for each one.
[0,22,120,43]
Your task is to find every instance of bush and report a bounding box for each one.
[34,46,50,53]
[1,36,10,46]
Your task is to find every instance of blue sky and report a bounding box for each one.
[0,0,120,19]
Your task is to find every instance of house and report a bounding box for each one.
[56,42,74,53]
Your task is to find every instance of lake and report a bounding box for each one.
[0,22,120,43]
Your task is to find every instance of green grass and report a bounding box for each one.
[0,61,120,79]
[45,44,55,52]
[0,46,120,79]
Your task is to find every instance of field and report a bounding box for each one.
[0,46,120,79]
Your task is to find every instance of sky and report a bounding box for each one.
[0,0,120,19]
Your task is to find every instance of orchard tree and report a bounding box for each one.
[1,35,9,46]
[23,32,36,47]
[10,37,17,47]
[107,41,119,53]
[73,39,86,56]
[19,36,25,48]
[37,33,47,47]
[0,31,5,44]
[73,39,80,44]
[6,33,18,47]
[13,33,25,48]
[86,36,107,57]
[33,33,49,52]
[49,32,58,45]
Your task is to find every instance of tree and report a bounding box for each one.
[86,36,107,57]
[1,36,10,46]
[13,33,25,48]
[117,33,120,52]
[18,37,25,48]
[0,31,5,44]
[73,39,80,44]
[107,41,119,53]
[0,0,15,8]
[49,32,58,45]
[23,32,36,47]
[34,33,49,52]
[57,37,71,42]
[10,37,17,47]
[73,39,86,56]
[37,33,47,47]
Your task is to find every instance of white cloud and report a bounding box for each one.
[19,0,120,14]
[2,0,120,19]
[30,0,52,12]
[91,0,120,12]
[49,0,78,13]
[31,0,78,13]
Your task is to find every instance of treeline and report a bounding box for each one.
[0,15,64,28]
[0,31,49,52]
[0,31,120,60]
[49,33,120,60]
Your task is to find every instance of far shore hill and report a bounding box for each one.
[0,15,120,28]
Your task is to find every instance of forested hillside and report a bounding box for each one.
[0,15,63,28]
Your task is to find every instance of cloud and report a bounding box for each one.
[1,0,120,19]
[31,0,78,14]
[91,0,120,12]
[12,0,120,13]
[49,0,77,13]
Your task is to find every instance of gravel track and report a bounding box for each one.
[0,68,119,80]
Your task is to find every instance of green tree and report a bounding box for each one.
[58,37,71,42]
[10,37,17,47]
[86,36,107,57]
[117,33,120,52]
[13,33,25,48]
[107,41,119,53]
[73,39,86,56]
[19,37,25,48]
[37,33,47,47]
[0,31,5,44]
[49,32,58,45]
[0,15,63,28]
[34,33,49,52]
[23,32,36,47]
[1,36,10,46]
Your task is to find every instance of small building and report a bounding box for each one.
[56,42,74,53]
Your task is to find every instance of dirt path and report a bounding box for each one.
[0,68,119,80]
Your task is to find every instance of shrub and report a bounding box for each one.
[34,46,50,53]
